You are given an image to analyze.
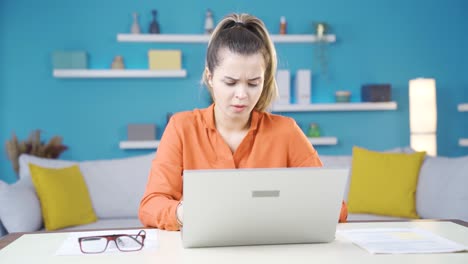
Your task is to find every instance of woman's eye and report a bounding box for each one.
[225,82,236,86]
[248,83,259,87]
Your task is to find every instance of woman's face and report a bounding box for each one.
[208,48,265,122]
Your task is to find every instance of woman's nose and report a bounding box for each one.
[234,86,248,99]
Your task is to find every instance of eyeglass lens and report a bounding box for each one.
[115,235,144,251]
[80,237,108,253]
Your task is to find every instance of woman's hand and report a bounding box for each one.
[176,201,184,226]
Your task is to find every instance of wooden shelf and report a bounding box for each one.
[117,34,336,43]
[53,69,187,78]
[119,140,160,149]
[460,138,468,147]
[271,102,398,112]
[458,103,468,112]
[308,137,338,145]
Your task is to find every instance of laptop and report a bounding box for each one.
[181,167,349,248]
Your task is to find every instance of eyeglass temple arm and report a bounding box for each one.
[126,230,146,246]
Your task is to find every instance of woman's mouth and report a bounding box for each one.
[232,105,247,112]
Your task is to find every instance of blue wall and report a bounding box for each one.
[1,0,467,183]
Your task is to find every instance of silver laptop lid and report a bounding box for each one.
[182,167,348,248]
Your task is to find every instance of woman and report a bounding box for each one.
[139,13,347,231]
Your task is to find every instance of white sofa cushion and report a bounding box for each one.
[79,153,154,219]
[319,155,352,201]
[18,153,155,220]
[416,156,468,221]
[0,180,43,233]
[19,154,77,184]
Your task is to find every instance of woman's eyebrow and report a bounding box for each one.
[223,76,261,81]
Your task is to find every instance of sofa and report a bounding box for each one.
[1,148,467,238]
[0,152,154,237]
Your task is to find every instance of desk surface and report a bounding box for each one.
[1,220,467,264]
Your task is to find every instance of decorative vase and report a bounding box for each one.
[111,56,125,69]
[131,12,141,34]
[204,9,214,34]
[335,90,351,103]
[149,9,160,34]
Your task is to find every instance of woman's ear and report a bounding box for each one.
[205,67,213,86]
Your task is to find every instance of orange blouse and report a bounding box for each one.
[139,104,348,230]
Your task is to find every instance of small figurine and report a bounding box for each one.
[315,22,328,38]
[149,9,160,34]
[131,12,141,34]
[307,123,321,137]
[111,56,125,69]
[279,16,287,35]
[204,9,214,34]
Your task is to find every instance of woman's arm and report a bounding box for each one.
[138,116,184,231]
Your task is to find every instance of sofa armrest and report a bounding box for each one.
[0,181,43,233]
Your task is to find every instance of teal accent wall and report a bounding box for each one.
[1,0,467,183]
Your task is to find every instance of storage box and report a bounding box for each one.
[295,70,311,104]
[275,70,290,105]
[148,50,182,70]
[127,124,156,141]
[52,51,88,69]
[361,84,392,102]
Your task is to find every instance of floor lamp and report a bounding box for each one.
[409,78,437,156]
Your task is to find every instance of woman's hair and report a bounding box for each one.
[202,13,278,112]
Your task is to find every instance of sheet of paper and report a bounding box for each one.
[337,228,468,254]
[55,229,158,256]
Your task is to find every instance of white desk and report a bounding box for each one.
[1,221,467,263]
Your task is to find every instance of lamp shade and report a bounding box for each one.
[409,78,437,156]
[409,78,437,133]
[410,134,437,156]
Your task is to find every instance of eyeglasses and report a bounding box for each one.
[78,230,146,254]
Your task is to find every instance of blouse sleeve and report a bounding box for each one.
[138,115,184,230]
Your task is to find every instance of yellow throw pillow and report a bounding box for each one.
[29,164,97,230]
[347,146,426,218]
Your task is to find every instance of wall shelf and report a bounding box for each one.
[458,103,468,112]
[120,137,337,149]
[53,69,187,78]
[117,34,336,43]
[308,137,338,145]
[271,102,397,112]
[120,140,160,149]
[460,138,468,147]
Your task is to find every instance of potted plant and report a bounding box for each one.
[5,130,68,175]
